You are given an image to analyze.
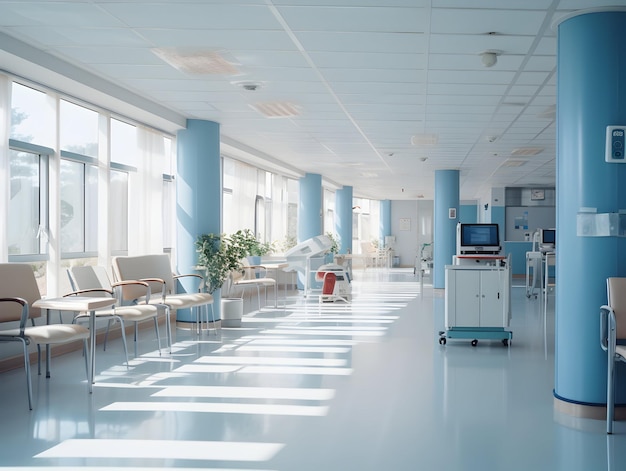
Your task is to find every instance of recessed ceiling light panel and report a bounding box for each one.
[251,102,301,118]
[411,134,438,146]
[511,147,544,156]
[152,48,239,75]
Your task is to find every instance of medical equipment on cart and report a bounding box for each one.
[284,235,333,297]
[440,223,512,347]
[315,263,351,303]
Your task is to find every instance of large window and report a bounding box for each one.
[60,158,98,256]
[10,82,54,147]
[60,100,98,157]
[8,149,47,256]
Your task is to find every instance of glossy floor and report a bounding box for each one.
[0,268,624,471]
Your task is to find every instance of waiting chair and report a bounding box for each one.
[67,266,167,361]
[0,263,90,410]
[112,254,215,334]
[600,277,626,434]
[229,258,277,310]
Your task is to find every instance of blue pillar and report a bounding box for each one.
[335,186,353,254]
[298,173,322,242]
[380,200,391,247]
[433,170,459,289]
[555,10,626,410]
[176,119,221,322]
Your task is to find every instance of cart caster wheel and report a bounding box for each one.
[502,339,509,346]
[439,337,447,345]
[471,339,478,347]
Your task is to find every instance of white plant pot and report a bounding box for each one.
[221,297,243,327]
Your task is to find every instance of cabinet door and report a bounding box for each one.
[479,271,505,327]
[453,270,481,327]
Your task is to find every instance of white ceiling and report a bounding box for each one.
[0,0,620,200]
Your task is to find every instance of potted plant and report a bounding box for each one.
[229,229,273,260]
[196,232,245,327]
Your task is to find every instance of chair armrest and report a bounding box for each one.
[64,288,113,297]
[138,278,166,302]
[600,305,615,353]
[174,273,206,293]
[0,297,29,332]
[111,280,152,304]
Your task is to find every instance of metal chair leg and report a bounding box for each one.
[21,338,33,410]
[608,353,615,434]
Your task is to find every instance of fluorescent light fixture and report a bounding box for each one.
[511,147,544,156]
[35,439,283,462]
[152,385,336,401]
[151,48,239,75]
[501,159,528,167]
[251,102,301,118]
[411,133,438,146]
[101,401,330,417]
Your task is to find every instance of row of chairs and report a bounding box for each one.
[0,254,215,410]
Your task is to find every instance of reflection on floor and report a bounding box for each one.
[0,268,625,471]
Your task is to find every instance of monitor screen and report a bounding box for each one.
[542,229,556,245]
[460,224,500,248]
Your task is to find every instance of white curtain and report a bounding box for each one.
[129,126,164,254]
[0,75,10,261]
[272,175,286,244]
[231,160,256,232]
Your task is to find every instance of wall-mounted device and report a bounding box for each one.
[606,126,626,162]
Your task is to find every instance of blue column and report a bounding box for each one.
[298,173,322,242]
[335,186,353,254]
[380,200,391,247]
[555,10,626,409]
[433,170,459,289]
[176,119,221,322]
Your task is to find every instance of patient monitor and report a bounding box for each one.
[539,228,556,253]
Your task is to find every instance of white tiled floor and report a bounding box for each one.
[1,268,626,470]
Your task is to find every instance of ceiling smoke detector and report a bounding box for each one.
[480,51,500,68]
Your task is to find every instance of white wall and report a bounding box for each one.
[389,200,433,267]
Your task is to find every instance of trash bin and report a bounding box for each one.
[393,256,400,267]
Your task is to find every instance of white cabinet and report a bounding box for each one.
[445,266,509,329]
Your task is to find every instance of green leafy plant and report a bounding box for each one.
[326,232,339,254]
[195,233,242,294]
[195,229,275,294]
[229,229,274,257]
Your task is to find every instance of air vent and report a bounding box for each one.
[152,48,239,75]
[411,134,438,146]
[511,147,544,156]
[251,102,301,118]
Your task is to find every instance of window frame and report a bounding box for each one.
[8,139,51,262]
